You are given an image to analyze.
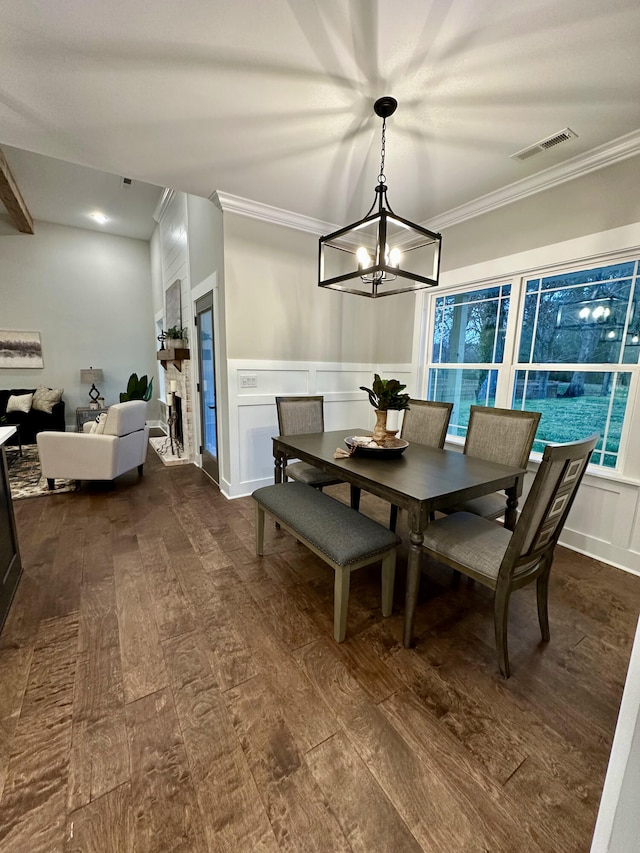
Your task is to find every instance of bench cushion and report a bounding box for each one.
[252,482,399,566]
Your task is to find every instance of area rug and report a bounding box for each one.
[6,445,78,500]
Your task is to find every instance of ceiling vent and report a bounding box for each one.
[120,176,133,188]
[510,128,578,161]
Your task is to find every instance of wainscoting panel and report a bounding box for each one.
[225,360,415,499]
[560,475,640,575]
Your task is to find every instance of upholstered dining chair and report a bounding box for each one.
[442,405,541,524]
[419,433,599,677]
[389,399,453,531]
[275,396,343,489]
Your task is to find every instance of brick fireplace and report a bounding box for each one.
[150,360,194,465]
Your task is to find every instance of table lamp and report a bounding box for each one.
[80,367,104,404]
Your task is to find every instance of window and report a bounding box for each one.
[429,284,510,437]
[426,259,640,468]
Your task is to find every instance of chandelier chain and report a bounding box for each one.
[378,117,387,184]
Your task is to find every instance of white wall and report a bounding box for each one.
[222,213,416,363]
[440,156,640,271]
[0,220,157,423]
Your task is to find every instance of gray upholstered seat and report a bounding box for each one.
[420,433,599,677]
[275,395,343,489]
[389,399,453,531]
[442,405,541,523]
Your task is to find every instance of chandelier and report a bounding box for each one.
[318,96,442,298]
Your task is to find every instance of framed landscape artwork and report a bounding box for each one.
[0,330,44,368]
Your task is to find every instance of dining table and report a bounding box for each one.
[272,428,527,647]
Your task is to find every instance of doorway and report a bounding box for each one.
[195,292,219,483]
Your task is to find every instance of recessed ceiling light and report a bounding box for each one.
[89,211,109,225]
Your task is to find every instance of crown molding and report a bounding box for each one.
[153,187,175,223]
[424,129,640,232]
[212,190,335,236]
[210,130,640,237]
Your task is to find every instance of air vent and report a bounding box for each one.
[120,176,133,188]
[510,128,578,162]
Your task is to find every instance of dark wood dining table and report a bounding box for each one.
[272,428,527,647]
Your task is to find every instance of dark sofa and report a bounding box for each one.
[0,388,66,444]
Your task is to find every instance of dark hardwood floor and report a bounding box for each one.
[1,446,638,852]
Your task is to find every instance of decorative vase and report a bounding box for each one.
[371,409,389,444]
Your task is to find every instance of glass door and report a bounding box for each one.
[195,292,219,483]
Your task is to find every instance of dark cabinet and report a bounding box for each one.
[0,441,22,632]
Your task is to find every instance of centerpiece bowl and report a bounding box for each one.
[344,435,409,458]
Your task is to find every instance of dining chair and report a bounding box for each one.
[419,433,599,677]
[389,399,453,532]
[275,395,344,489]
[442,405,541,524]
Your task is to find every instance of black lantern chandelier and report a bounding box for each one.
[318,96,442,298]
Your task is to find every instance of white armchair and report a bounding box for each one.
[37,400,149,490]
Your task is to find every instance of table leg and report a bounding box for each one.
[350,484,361,510]
[403,526,424,648]
[504,486,519,531]
[274,453,283,485]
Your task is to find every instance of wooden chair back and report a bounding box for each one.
[500,433,599,582]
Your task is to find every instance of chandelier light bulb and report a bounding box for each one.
[389,247,402,267]
[356,247,371,268]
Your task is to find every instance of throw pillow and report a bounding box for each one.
[32,386,64,414]
[94,412,108,435]
[6,393,34,414]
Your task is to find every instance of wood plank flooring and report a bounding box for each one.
[1,446,639,852]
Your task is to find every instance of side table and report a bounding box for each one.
[76,406,106,432]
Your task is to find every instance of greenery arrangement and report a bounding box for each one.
[165,326,187,342]
[120,373,154,403]
[359,374,411,411]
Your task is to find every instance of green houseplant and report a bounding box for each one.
[120,373,153,403]
[360,374,411,443]
[165,326,187,349]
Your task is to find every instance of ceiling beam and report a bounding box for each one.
[0,147,34,234]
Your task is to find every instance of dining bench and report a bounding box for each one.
[252,482,399,642]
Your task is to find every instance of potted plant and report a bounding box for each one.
[359,374,411,443]
[165,326,188,350]
[120,373,154,402]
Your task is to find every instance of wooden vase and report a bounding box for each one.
[371,409,388,444]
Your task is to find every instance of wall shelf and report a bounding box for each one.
[157,349,190,371]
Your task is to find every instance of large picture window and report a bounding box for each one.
[426,259,639,468]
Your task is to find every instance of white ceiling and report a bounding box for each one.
[1,0,640,239]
